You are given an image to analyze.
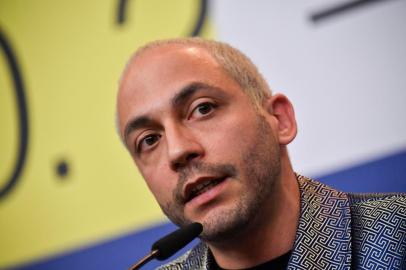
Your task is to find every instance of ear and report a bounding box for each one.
[262,94,297,145]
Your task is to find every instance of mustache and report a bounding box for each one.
[174,161,238,204]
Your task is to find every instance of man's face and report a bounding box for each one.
[117,45,281,241]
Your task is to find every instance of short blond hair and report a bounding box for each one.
[125,37,272,104]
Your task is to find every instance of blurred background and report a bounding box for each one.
[1,0,405,269]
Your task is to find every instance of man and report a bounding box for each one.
[116,38,406,269]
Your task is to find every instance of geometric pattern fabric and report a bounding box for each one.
[349,193,406,269]
[288,175,352,269]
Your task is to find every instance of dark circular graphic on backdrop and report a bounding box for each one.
[0,29,29,200]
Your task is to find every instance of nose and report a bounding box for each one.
[166,125,204,171]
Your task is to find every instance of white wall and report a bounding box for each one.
[212,0,406,175]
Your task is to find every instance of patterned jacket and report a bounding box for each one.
[157,175,406,270]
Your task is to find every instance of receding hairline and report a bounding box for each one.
[120,38,272,103]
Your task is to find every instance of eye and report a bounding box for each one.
[190,102,217,119]
[137,133,161,153]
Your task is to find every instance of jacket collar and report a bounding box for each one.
[288,175,352,269]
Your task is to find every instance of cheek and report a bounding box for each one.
[203,116,256,162]
[141,162,178,204]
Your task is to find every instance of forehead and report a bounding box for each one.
[117,44,243,131]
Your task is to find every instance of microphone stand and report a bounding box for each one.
[128,249,159,270]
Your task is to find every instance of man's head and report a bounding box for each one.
[116,38,297,242]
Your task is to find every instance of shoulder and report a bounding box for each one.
[298,174,406,268]
[347,192,406,233]
[155,242,211,270]
[348,192,406,204]
[347,192,406,268]
[346,191,406,234]
[347,192,406,214]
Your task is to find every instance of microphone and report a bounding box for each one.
[128,222,203,270]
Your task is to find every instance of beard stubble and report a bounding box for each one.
[160,114,281,242]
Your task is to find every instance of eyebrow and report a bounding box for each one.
[172,82,216,107]
[123,116,155,146]
[123,82,226,145]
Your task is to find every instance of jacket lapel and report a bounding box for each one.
[288,175,352,270]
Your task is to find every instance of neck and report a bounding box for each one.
[206,150,300,269]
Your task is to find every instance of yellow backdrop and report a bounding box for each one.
[0,0,212,268]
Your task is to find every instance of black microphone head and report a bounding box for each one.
[151,222,203,260]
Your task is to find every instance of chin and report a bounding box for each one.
[197,202,253,243]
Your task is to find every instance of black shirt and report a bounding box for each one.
[215,250,292,270]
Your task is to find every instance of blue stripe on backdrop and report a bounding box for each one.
[316,148,406,193]
[9,222,199,270]
[9,148,406,270]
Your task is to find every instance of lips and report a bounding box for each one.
[183,176,227,204]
